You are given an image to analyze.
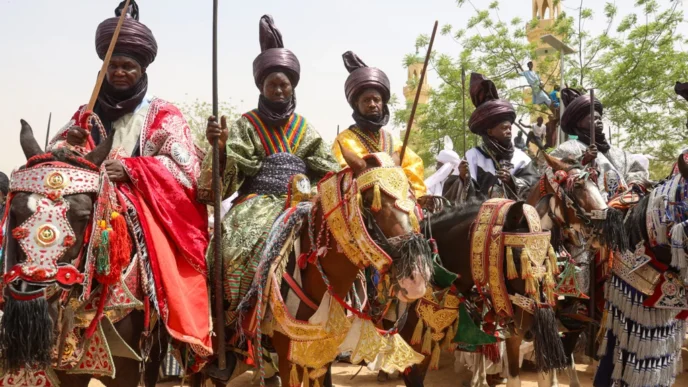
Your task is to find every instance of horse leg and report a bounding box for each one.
[323,364,333,387]
[468,353,488,387]
[565,353,581,387]
[102,358,145,387]
[536,370,556,387]
[54,371,91,387]
[560,332,581,387]
[504,336,522,387]
[142,324,170,387]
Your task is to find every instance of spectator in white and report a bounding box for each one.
[425,136,463,196]
[517,61,551,107]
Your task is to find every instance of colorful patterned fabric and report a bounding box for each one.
[242,110,306,155]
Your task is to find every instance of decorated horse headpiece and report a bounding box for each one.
[3,155,100,288]
[544,165,606,224]
[355,152,416,215]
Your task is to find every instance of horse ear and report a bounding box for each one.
[535,194,552,219]
[678,154,688,180]
[504,201,526,230]
[542,152,571,172]
[337,141,366,175]
[84,132,115,167]
[19,119,44,160]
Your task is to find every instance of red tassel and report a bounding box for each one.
[481,343,500,364]
[85,285,109,339]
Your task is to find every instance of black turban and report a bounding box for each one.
[95,1,157,68]
[0,172,8,195]
[253,15,300,90]
[560,88,603,135]
[468,73,516,135]
[342,51,391,108]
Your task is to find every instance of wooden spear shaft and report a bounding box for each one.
[85,0,131,113]
[587,87,596,358]
[211,0,226,370]
[45,112,52,150]
[399,20,438,164]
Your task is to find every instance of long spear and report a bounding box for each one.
[399,20,438,163]
[211,0,226,370]
[461,65,466,155]
[587,87,596,358]
[45,112,52,150]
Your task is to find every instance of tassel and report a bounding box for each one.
[95,229,111,276]
[422,327,433,355]
[430,341,441,370]
[548,245,560,275]
[303,367,310,387]
[506,247,518,280]
[290,364,299,387]
[545,284,555,306]
[313,379,319,387]
[357,192,362,209]
[526,276,538,297]
[443,323,454,350]
[521,248,531,280]
[411,317,424,345]
[371,183,382,212]
[101,211,132,285]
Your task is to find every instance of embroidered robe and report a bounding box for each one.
[49,97,213,355]
[332,126,427,198]
[198,110,337,325]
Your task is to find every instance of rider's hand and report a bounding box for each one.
[496,167,513,184]
[104,160,129,183]
[583,144,598,165]
[206,116,228,149]
[459,160,469,180]
[66,126,89,147]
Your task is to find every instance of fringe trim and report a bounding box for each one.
[430,341,441,370]
[422,326,433,355]
[411,316,424,345]
[506,247,518,280]
[670,221,688,282]
[290,363,299,387]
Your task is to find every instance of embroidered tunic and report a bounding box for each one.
[198,110,337,324]
[550,140,649,200]
[461,146,538,201]
[332,126,427,198]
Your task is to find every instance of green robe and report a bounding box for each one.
[198,112,338,324]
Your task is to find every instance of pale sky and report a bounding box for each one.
[0,0,678,174]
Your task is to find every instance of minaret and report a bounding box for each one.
[403,58,430,105]
[525,0,563,121]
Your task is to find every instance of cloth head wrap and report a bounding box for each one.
[343,51,391,107]
[468,73,516,135]
[560,88,603,135]
[675,81,688,101]
[253,15,300,90]
[0,172,8,195]
[95,1,157,68]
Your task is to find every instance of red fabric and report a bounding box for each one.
[123,157,208,275]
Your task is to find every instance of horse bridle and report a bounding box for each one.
[545,165,607,227]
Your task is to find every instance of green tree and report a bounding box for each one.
[399,0,688,179]
[178,99,239,156]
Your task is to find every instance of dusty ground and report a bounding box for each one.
[89,349,688,386]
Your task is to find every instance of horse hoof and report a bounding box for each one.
[203,352,237,383]
[377,371,389,383]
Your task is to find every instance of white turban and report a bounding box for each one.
[425,137,463,196]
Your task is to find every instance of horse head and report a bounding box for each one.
[536,152,627,252]
[0,119,112,371]
[339,145,432,303]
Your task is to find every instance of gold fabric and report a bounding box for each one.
[333,127,427,198]
[198,113,338,325]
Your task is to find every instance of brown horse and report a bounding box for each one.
[195,148,434,387]
[0,120,166,387]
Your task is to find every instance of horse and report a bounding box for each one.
[524,152,631,387]
[592,154,688,387]
[195,148,434,387]
[0,120,167,387]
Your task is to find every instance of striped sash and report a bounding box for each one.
[243,110,307,155]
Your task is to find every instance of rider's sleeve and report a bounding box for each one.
[294,121,339,182]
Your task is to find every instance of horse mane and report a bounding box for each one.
[625,194,650,248]
[24,148,99,171]
[423,200,483,234]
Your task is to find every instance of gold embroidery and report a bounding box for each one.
[346,319,425,373]
[415,289,461,342]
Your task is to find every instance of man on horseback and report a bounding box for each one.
[459,73,539,201]
[49,0,213,358]
[200,12,337,337]
[551,88,649,200]
[333,51,427,198]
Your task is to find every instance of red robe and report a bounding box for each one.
[49,98,212,355]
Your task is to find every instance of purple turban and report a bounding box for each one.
[342,51,390,107]
[468,73,516,135]
[675,81,688,101]
[0,172,7,195]
[253,15,300,90]
[560,88,603,135]
[95,2,157,68]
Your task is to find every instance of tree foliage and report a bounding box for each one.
[399,0,688,179]
[177,99,238,155]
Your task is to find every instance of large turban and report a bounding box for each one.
[253,15,300,90]
[342,51,391,108]
[95,2,157,69]
[468,73,516,135]
[560,88,603,135]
